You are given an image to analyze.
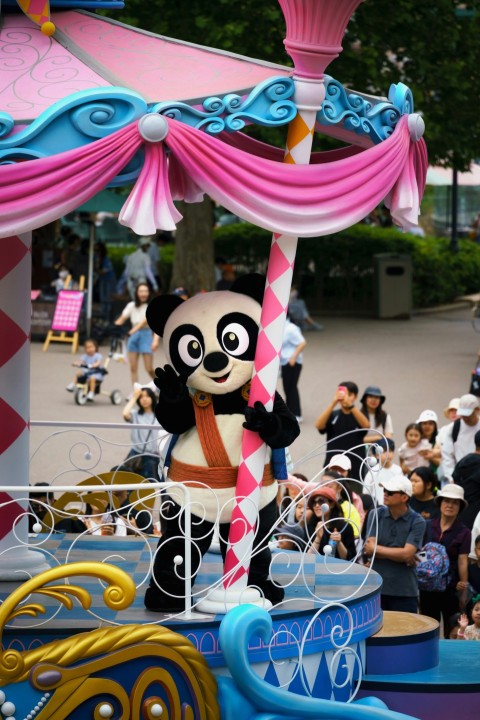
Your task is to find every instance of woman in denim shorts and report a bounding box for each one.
[115,283,158,386]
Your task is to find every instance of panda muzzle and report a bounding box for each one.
[203,351,230,379]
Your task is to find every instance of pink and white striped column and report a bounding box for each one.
[212,0,365,612]
[0,233,50,579]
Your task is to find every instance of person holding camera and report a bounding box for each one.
[315,381,370,487]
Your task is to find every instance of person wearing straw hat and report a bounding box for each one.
[441,394,480,483]
[419,484,471,636]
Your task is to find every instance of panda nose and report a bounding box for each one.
[203,352,229,373]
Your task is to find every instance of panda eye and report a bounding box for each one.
[221,323,250,356]
[178,334,204,367]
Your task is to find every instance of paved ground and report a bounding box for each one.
[30,303,479,485]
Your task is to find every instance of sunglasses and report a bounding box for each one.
[311,498,333,506]
[384,490,403,496]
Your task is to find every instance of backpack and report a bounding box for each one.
[451,418,461,443]
[416,541,450,592]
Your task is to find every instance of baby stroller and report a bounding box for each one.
[74,330,124,406]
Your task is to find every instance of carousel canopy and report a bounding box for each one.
[1,10,290,124]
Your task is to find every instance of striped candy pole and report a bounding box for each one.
[221,0,365,605]
[0,233,50,579]
[15,0,56,35]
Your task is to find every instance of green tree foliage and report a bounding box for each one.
[109,0,480,169]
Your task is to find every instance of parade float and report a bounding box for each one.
[1,0,478,718]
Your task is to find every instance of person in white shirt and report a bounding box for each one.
[434,398,460,487]
[441,394,480,483]
[363,438,402,505]
[280,316,306,422]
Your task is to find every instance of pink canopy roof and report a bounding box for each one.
[0,11,289,122]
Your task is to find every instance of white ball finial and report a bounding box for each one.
[32,522,42,533]
[139,114,169,143]
[98,703,114,718]
[408,113,425,142]
[173,555,183,566]
[323,544,332,556]
[150,703,163,717]
[1,701,16,716]
[321,503,330,514]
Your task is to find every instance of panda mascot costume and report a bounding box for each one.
[144,274,300,611]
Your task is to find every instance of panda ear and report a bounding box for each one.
[230,273,265,305]
[146,295,184,337]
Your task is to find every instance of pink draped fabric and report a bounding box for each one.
[0,114,426,239]
[0,125,142,238]
[219,130,364,164]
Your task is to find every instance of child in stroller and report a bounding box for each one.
[66,336,122,406]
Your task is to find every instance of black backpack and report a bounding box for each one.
[452,418,461,443]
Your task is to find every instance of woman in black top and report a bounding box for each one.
[306,485,356,560]
[409,467,440,521]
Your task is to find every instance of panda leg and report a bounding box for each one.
[218,498,285,606]
[144,502,214,612]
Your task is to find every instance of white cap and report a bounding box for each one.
[380,475,413,497]
[138,236,152,247]
[416,409,438,424]
[457,393,480,417]
[327,454,351,471]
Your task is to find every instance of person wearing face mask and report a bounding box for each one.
[51,265,72,293]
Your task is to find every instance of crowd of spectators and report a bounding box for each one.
[277,386,480,638]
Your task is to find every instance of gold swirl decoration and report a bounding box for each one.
[0,562,135,681]
[0,563,219,719]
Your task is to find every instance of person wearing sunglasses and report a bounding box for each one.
[363,476,425,613]
[306,486,356,560]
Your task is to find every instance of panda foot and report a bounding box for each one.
[258,580,285,606]
[144,586,186,613]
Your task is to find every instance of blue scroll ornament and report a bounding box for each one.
[318,77,414,144]
[151,75,297,134]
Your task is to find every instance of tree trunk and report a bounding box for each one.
[171,198,215,294]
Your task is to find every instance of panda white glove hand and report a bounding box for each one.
[243,401,280,440]
[154,364,188,401]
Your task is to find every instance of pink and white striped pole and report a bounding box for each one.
[0,233,50,579]
[220,0,366,607]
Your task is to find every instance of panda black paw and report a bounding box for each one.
[154,364,188,401]
[243,401,280,439]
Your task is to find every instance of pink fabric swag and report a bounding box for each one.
[0,115,426,239]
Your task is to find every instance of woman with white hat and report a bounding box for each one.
[419,484,471,636]
[416,409,440,468]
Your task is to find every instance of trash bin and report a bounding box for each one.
[374,254,412,319]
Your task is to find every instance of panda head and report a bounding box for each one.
[146,274,265,395]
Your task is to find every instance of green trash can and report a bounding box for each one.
[374,254,412,319]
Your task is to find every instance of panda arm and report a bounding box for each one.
[244,393,300,448]
[153,365,195,433]
[155,394,195,433]
[271,391,301,447]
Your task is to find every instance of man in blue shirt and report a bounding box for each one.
[364,475,425,613]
